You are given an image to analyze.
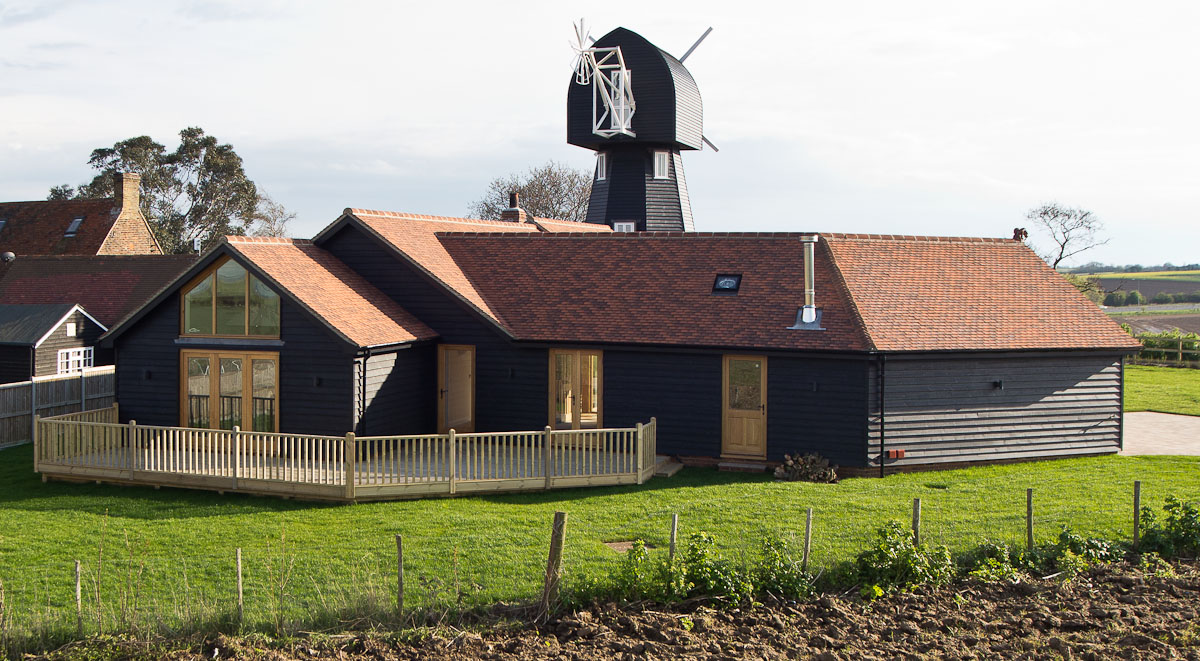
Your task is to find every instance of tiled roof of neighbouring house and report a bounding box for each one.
[821,233,1142,352]
[0,199,123,255]
[226,236,437,347]
[435,232,873,351]
[0,303,78,346]
[0,255,197,326]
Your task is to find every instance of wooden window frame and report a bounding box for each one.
[57,347,94,374]
[179,255,281,339]
[653,151,670,179]
[596,152,607,181]
[179,349,279,432]
[547,349,603,430]
[613,221,636,232]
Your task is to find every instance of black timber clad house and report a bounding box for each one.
[99,213,1141,472]
[0,304,106,384]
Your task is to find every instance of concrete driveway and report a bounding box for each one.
[1121,412,1200,455]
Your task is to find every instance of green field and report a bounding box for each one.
[1125,364,1200,415]
[0,442,1196,650]
[1088,270,1200,282]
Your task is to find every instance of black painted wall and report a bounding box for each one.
[34,310,106,376]
[354,344,436,436]
[586,145,693,231]
[767,355,869,467]
[320,225,548,432]
[0,346,31,385]
[114,281,356,435]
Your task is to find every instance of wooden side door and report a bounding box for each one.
[437,345,475,433]
[722,354,767,458]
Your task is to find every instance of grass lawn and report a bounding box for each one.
[1125,364,1200,415]
[0,442,1197,647]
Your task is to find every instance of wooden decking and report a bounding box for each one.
[34,407,659,501]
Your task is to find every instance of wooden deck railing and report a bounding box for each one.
[34,412,659,502]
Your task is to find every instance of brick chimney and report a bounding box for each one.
[113,172,140,212]
[499,192,528,223]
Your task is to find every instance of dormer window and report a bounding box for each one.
[713,274,742,295]
[653,151,670,179]
[65,216,83,237]
[596,152,607,181]
[181,256,280,336]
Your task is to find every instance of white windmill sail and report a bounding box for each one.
[572,21,636,138]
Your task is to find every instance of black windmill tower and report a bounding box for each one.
[568,25,713,232]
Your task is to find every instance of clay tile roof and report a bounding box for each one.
[435,233,871,351]
[225,236,435,347]
[344,209,541,325]
[0,255,196,326]
[821,234,1142,352]
[0,198,120,255]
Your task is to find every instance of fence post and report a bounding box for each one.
[396,534,404,614]
[32,414,40,472]
[344,432,356,501]
[669,513,679,563]
[1026,488,1034,550]
[232,427,241,491]
[802,507,814,572]
[236,547,244,627]
[912,498,922,546]
[448,429,457,495]
[538,511,568,623]
[126,419,136,479]
[75,558,82,635]
[80,370,86,412]
[543,425,553,490]
[635,422,644,484]
[29,376,37,445]
[1133,480,1142,551]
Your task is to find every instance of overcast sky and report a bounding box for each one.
[2,0,1196,267]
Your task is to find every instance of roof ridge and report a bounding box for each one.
[435,231,821,238]
[225,236,311,245]
[345,208,537,229]
[0,198,116,207]
[823,233,1017,244]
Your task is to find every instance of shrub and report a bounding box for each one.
[1104,291,1127,307]
[853,521,954,594]
[1126,290,1146,305]
[682,532,754,606]
[753,538,815,601]
[1187,290,1200,303]
[1140,496,1200,558]
[1152,292,1175,304]
[774,453,838,483]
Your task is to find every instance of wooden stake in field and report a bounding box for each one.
[802,507,813,572]
[538,511,568,623]
[912,498,922,546]
[668,513,679,563]
[236,547,244,625]
[1133,480,1142,550]
[395,534,404,614]
[74,559,82,635]
[1026,488,1034,550]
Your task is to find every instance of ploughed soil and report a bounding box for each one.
[49,561,1200,660]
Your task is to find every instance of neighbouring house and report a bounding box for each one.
[0,304,106,384]
[100,207,1142,472]
[0,173,162,256]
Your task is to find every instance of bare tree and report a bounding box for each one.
[248,193,296,237]
[469,161,592,221]
[1025,203,1109,269]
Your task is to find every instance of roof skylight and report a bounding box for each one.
[712,274,741,295]
[65,216,83,237]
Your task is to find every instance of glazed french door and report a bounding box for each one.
[181,350,278,432]
[437,345,475,433]
[549,349,603,430]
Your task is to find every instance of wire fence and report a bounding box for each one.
[0,474,1180,656]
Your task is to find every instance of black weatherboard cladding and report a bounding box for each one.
[34,310,105,377]
[868,353,1126,467]
[114,279,355,435]
[320,224,547,432]
[355,344,436,436]
[567,27,702,150]
[0,347,31,384]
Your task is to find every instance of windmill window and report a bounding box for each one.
[65,217,84,237]
[712,274,742,295]
[596,153,607,181]
[613,221,636,232]
[653,151,670,179]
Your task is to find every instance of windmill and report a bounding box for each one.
[568,23,714,232]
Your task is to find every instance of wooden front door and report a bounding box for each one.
[437,345,475,433]
[722,355,767,458]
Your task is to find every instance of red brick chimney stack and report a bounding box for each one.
[499,191,528,223]
[113,172,141,213]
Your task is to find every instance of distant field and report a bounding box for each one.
[1086,270,1200,281]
